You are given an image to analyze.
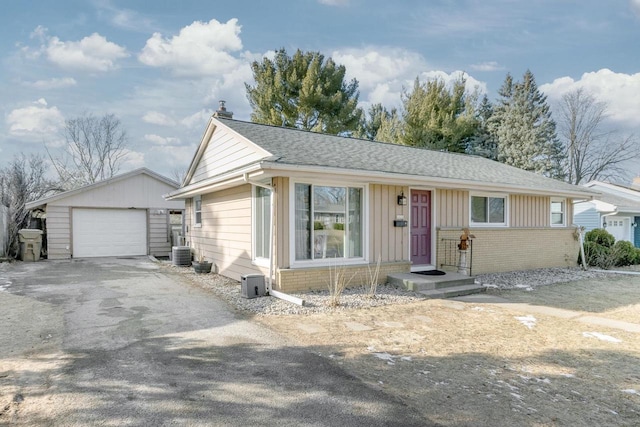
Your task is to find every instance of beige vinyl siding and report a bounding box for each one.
[190,127,266,184]
[436,189,468,228]
[370,184,409,263]
[510,194,549,227]
[149,210,170,257]
[273,177,290,269]
[46,206,71,259]
[188,184,264,281]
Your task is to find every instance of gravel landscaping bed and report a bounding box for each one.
[474,267,616,291]
[164,262,622,315]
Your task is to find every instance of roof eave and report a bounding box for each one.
[165,163,263,200]
[259,162,597,199]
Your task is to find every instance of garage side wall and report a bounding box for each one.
[46,206,71,259]
[149,210,171,257]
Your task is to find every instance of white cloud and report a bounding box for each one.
[96,1,156,32]
[144,134,181,145]
[333,47,428,90]
[139,18,244,77]
[181,109,214,129]
[540,69,640,126]
[419,70,487,95]
[332,46,486,111]
[631,0,640,18]
[318,0,350,5]
[121,149,146,170]
[470,61,504,72]
[149,143,197,171]
[6,98,65,139]
[24,77,77,89]
[45,33,128,71]
[142,111,177,126]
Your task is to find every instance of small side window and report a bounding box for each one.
[194,196,202,227]
[550,198,565,226]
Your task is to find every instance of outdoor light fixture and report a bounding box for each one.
[633,222,638,228]
[602,218,607,229]
[397,192,407,206]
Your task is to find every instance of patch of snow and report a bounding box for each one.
[472,306,484,311]
[560,373,575,378]
[366,346,376,352]
[622,389,638,395]
[373,352,395,364]
[510,392,523,400]
[400,356,412,362]
[0,279,11,292]
[515,315,537,329]
[582,332,622,343]
[419,370,431,375]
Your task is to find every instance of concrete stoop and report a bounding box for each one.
[387,271,486,299]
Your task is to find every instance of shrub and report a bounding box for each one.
[314,221,324,230]
[584,228,615,248]
[333,223,344,231]
[582,241,615,269]
[612,240,637,266]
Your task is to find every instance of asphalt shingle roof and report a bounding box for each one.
[219,118,595,196]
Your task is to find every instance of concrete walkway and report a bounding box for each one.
[454,293,640,333]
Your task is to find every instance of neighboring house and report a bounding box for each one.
[573,179,640,247]
[26,168,185,259]
[165,115,598,293]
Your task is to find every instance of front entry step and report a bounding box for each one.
[387,271,486,299]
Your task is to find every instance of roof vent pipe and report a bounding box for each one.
[213,100,233,119]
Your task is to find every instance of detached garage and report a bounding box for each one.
[26,168,184,259]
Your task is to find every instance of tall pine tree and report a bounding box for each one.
[488,71,564,178]
[400,76,479,152]
[245,48,362,135]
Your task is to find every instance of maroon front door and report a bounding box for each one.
[411,190,431,265]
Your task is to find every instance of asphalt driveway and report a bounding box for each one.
[0,257,427,426]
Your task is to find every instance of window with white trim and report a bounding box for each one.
[194,195,202,227]
[470,194,507,226]
[254,186,271,260]
[294,183,363,261]
[550,198,566,226]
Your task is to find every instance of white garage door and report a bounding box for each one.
[606,217,630,243]
[73,208,147,257]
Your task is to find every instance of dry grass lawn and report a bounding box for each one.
[258,275,640,426]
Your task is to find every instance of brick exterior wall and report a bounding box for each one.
[276,261,411,293]
[437,227,580,274]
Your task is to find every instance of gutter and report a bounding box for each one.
[164,163,262,200]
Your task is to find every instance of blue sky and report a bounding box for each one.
[1,0,640,180]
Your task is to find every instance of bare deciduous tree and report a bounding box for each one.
[557,88,639,184]
[47,113,129,189]
[0,154,61,257]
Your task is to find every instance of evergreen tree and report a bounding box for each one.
[400,77,479,152]
[466,95,497,159]
[374,108,403,144]
[245,48,362,135]
[489,71,565,178]
[358,103,399,141]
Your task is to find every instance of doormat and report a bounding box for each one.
[413,270,447,276]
